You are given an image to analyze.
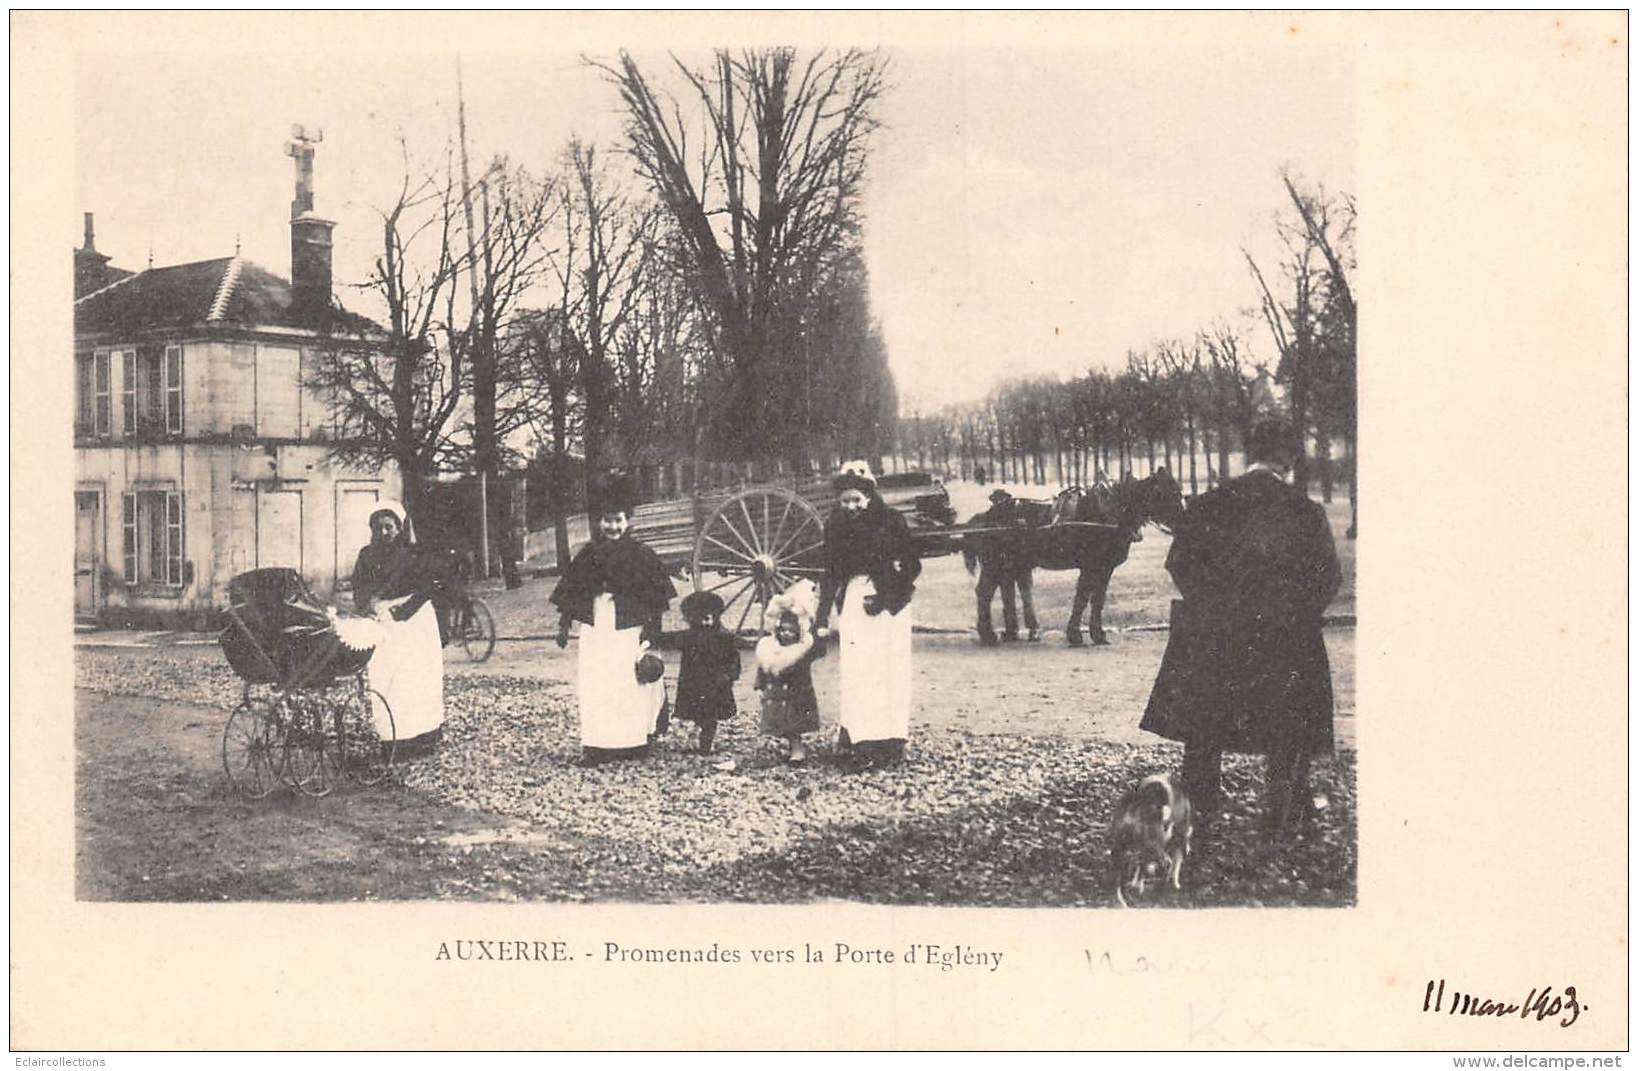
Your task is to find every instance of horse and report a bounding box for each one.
[963,472,1185,646]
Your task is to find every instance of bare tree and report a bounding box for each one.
[1244,170,1356,525]
[310,141,470,518]
[1199,320,1266,479]
[507,308,584,568]
[599,47,890,466]
[1155,338,1205,495]
[546,136,659,501]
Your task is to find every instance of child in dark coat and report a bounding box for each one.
[671,591,742,754]
[755,581,826,764]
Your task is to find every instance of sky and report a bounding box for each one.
[75,37,1353,411]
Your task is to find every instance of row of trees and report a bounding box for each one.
[889,172,1357,534]
[312,49,1357,566]
[893,325,1273,493]
[313,48,900,566]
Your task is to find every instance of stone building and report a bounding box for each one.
[73,133,399,625]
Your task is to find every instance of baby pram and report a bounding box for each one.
[219,568,396,798]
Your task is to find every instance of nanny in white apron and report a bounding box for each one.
[814,461,922,770]
[350,500,446,755]
[550,474,676,766]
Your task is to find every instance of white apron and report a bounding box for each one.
[367,596,445,742]
[836,576,913,743]
[577,594,666,749]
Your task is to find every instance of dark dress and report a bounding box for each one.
[549,535,676,640]
[755,638,823,736]
[815,500,922,628]
[352,541,456,644]
[1140,471,1341,756]
[672,628,742,724]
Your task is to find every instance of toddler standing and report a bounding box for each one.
[755,581,825,764]
[670,591,742,754]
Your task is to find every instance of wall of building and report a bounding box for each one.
[75,335,400,625]
[75,442,399,624]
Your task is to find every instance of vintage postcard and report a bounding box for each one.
[11,9,1627,1052]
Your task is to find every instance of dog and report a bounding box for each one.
[1107,773,1194,907]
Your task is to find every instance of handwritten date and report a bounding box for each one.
[1422,978,1583,1027]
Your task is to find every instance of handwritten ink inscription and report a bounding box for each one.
[1422,978,1584,1028]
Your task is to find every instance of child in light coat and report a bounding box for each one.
[755,581,826,764]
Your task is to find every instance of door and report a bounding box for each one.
[335,486,381,587]
[256,488,304,572]
[74,491,100,617]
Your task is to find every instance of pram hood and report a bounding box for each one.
[221,568,369,686]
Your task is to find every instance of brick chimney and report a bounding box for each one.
[285,126,335,320]
[74,212,114,298]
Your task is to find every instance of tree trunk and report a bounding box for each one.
[1185,412,1199,495]
[1346,433,1358,539]
[551,413,573,571]
[1317,432,1333,503]
[1217,417,1231,485]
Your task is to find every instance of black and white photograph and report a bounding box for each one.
[15,9,1627,1053]
[67,26,1356,910]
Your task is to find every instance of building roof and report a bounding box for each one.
[74,255,381,339]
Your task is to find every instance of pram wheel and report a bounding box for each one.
[284,695,337,798]
[334,679,396,786]
[222,698,280,800]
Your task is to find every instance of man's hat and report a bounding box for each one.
[1247,419,1298,467]
[989,489,1013,504]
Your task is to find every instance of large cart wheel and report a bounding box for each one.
[284,695,337,798]
[691,486,826,636]
[333,680,397,786]
[222,696,280,800]
[460,597,496,663]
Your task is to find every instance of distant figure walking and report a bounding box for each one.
[1140,421,1341,838]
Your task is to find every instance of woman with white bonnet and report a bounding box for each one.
[351,500,447,756]
[814,461,922,769]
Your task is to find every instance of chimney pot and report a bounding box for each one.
[83,212,96,252]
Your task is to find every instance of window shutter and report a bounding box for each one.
[165,491,184,586]
[94,351,112,436]
[120,350,135,436]
[75,356,93,437]
[165,345,183,435]
[122,493,137,581]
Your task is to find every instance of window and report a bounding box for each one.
[75,351,113,437]
[129,345,183,437]
[122,490,185,588]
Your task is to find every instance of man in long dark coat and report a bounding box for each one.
[1140,421,1341,836]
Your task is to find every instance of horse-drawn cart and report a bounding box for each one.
[619,471,1172,639]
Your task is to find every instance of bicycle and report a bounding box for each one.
[447,587,497,663]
